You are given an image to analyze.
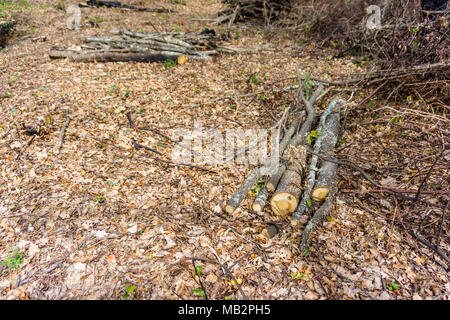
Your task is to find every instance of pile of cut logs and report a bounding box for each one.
[50,29,235,63]
[225,66,347,251]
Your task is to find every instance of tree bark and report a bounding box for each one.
[252,184,269,212]
[49,48,179,63]
[266,163,286,192]
[292,99,345,223]
[225,169,261,214]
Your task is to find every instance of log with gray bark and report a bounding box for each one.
[225,169,261,214]
[49,47,180,63]
[269,156,305,216]
[82,0,171,12]
[298,99,343,251]
[252,183,269,212]
[299,183,338,253]
[292,98,346,224]
[266,111,304,192]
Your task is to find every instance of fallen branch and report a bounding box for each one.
[131,138,162,156]
[82,0,171,12]
[50,48,180,63]
[225,107,289,214]
[292,98,346,224]
[225,169,262,214]
[187,256,248,300]
[54,109,70,155]
[299,182,338,252]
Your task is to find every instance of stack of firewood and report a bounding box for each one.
[49,29,235,63]
[225,66,347,251]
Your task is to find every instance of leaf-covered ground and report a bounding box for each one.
[0,0,448,299]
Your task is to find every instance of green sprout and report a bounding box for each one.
[1,245,24,273]
[122,285,137,299]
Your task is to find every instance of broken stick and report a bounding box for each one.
[55,108,70,155]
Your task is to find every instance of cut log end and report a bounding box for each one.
[266,181,276,193]
[290,219,299,227]
[311,186,330,202]
[252,202,264,212]
[270,192,298,217]
[225,204,235,214]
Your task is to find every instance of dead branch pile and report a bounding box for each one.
[288,0,448,68]
[279,1,449,115]
[49,29,235,63]
[218,0,293,24]
[225,65,347,252]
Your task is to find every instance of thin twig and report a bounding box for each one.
[187,256,248,300]
[55,108,70,154]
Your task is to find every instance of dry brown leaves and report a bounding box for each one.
[0,0,447,300]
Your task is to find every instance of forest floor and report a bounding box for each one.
[0,0,448,300]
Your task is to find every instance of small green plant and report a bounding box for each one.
[390,117,402,125]
[95,195,105,203]
[290,272,307,280]
[124,88,130,98]
[122,285,137,299]
[55,1,65,11]
[162,59,176,67]
[306,130,319,144]
[192,288,206,298]
[171,0,186,4]
[389,281,400,291]
[1,245,24,273]
[157,139,168,148]
[251,75,259,85]
[251,182,262,194]
[195,266,203,277]
[303,75,314,100]
[109,85,119,95]
[303,246,310,256]
[89,17,105,24]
